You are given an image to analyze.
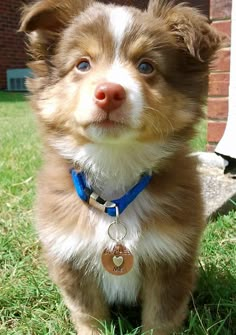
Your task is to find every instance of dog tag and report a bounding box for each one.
[102,244,133,276]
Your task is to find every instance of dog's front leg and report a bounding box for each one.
[141,261,195,335]
[48,260,110,335]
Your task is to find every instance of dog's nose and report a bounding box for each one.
[94,83,126,112]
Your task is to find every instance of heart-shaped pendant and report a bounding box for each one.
[102,244,133,275]
[113,255,124,267]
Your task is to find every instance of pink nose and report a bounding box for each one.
[94,82,126,112]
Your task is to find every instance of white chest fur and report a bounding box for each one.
[41,188,188,305]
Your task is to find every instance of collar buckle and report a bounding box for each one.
[88,191,116,212]
[71,168,152,217]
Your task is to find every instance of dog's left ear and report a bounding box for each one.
[148,0,223,63]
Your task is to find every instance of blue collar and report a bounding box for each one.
[71,169,152,217]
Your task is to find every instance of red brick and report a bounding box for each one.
[211,20,231,39]
[208,73,229,96]
[210,0,232,20]
[212,48,231,72]
[207,121,227,142]
[208,97,228,119]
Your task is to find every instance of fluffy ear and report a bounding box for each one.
[148,0,223,63]
[19,0,93,32]
[19,0,93,66]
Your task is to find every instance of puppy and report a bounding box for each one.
[20,0,221,334]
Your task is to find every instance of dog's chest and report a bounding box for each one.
[43,189,187,305]
[75,191,153,304]
[43,190,151,303]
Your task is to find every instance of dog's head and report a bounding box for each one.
[20,0,221,148]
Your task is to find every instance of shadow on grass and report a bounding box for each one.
[191,263,236,334]
[0,91,27,102]
[105,264,235,335]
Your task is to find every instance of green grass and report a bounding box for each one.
[191,119,207,152]
[0,92,235,334]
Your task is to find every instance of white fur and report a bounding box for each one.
[106,59,144,127]
[107,7,133,55]
[51,136,177,198]
[105,7,142,126]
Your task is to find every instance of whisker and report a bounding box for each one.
[143,105,175,132]
[143,110,165,141]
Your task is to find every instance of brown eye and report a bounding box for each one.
[138,61,154,75]
[76,60,91,72]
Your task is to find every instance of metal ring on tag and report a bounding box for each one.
[108,221,127,242]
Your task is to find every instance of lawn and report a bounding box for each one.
[0,92,235,335]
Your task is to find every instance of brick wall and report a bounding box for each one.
[208,0,232,151]
[101,0,209,14]
[0,0,31,90]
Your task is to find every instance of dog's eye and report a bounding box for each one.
[76,60,91,72]
[138,61,154,75]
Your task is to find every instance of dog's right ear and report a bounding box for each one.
[19,0,93,64]
[19,0,93,32]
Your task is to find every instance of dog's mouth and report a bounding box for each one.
[84,113,129,130]
[88,119,128,137]
[92,119,125,129]
[83,118,137,142]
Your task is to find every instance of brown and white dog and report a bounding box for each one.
[20,1,221,334]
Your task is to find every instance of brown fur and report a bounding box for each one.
[20,1,222,334]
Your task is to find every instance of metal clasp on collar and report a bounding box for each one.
[88,191,116,212]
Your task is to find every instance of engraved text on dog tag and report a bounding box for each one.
[102,244,133,275]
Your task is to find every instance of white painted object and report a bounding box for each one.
[215,0,236,159]
[191,152,228,170]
